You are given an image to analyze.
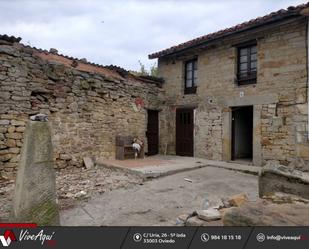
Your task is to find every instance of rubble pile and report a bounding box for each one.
[0,166,143,221]
[57,166,143,209]
[176,193,248,226]
[176,192,309,226]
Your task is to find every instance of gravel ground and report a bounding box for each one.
[0,166,143,222]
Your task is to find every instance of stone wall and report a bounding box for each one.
[158,17,309,166]
[0,38,163,179]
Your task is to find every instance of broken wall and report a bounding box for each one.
[0,39,163,179]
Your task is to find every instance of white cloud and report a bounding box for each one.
[0,0,306,71]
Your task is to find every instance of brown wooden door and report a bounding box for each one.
[176,108,194,156]
[147,110,159,155]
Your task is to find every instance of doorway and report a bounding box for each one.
[176,108,194,156]
[146,110,159,155]
[231,106,253,161]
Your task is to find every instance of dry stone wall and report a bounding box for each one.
[0,39,163,179]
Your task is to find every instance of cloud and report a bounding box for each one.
[0,0,306,71]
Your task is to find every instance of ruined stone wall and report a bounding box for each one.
[0,41,163,179]
[158,18,309,165]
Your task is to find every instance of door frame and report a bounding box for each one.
[146,109,159,156]
[176,107,194,157]
[231,106,253,161]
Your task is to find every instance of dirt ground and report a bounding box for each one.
[0,166,142,222]
[61,167,259,226]
[1,165,258,225]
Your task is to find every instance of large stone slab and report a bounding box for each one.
[223,200,309,226]
[259,162,309,199]
[12,120,59,225]
[196,208,221,221]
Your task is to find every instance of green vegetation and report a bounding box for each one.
[137,60,158,77]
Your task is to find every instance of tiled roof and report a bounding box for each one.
[0,34,163,86]
[0,34,21,43]
[148,2,309,59]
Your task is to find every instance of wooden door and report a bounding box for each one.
[147,110,159,155]
[176,108,194,156]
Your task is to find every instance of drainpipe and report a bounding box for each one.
[306,17,309,140]
[300,9,309,140]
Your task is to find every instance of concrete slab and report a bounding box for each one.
[61,167,259,226]
[96,155,261,178]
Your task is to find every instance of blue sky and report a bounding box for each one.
[0,0,306,71]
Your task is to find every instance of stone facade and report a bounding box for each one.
[0,38,163,179]
[157,17,309,166]
[2,8,309,180]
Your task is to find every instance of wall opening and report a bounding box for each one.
[146,110,159,156]
[231,106,253,161]
[176,108,194,156]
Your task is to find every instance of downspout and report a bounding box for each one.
[307,17,309,140]
[298,9,309,140]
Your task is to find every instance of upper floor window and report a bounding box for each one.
[237,44,257,85]
[184,59,197,94]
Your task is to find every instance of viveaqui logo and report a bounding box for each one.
[0,224,56,247]
[0,230,17,247]
[19,229,55,245]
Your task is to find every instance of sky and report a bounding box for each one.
[0,0,307,71]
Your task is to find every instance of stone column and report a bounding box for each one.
[12,120,59,225]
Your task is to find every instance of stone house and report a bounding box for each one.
[2,2,309,180]
[149,3,309,166]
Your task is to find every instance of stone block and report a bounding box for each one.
[296,104,308,115]
[0,120,10,125]
[297,144,309,159]
[223,200,309,226]
[228,193,248,207]
[11,120,26,126]
[271,117,283,127]
[0,45,19,56]
[9,147,20,154]
[259,163,309,199]
[185,216,205,226]
[0,127,7,133]
[6,139,16,148]
[0,91,10,100]
[6,133,22,140]
[177,214,190,222]
[12,121,59,225]
[196,208,221,221]
[60,154,72,160]
[7,126,15,133]
[16,126,26,132]
[0,153,13,162]
[83,157,94,169]
[9,155,19,163]
[288,157,309,172]
[0,149,9,155]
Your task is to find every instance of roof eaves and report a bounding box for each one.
[148,3,307,59]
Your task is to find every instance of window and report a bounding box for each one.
[184,59,197,94]
[237,44,257,85]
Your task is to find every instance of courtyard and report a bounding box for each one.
[59,156,259,226]
[60,165,258,226]
[0,156,259,225]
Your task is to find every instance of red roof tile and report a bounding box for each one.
[148,2,309,59]
[0,34,163,85]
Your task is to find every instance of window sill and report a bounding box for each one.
[184,86,197,95]
[237,78,257,86]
